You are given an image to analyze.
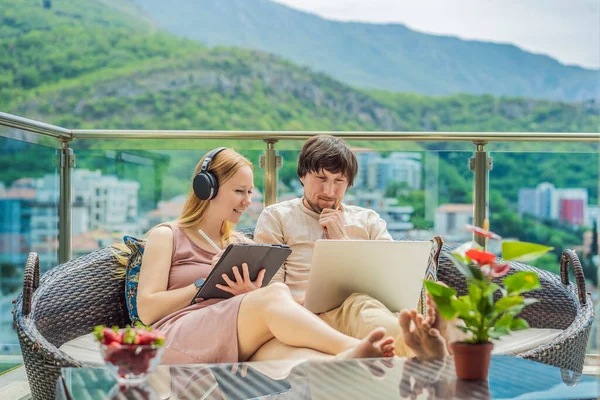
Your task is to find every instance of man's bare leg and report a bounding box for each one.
[237,284,396,361]
[319,293,414,357]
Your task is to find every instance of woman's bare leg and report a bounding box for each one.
[237,283,395,361]
[249,338,332,362]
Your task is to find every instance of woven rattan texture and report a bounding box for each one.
[13,248,129,400]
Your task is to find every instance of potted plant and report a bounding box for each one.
[424,223,553,380]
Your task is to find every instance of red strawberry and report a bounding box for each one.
[103,328,119,345]
[136,330,156,345]
[107,341,121,349]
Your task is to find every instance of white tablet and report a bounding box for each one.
[304,240,432,314]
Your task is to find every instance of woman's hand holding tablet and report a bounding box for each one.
[191,243,292,304]
[216,263,266,296]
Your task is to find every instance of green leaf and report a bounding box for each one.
[423,281,457,297]
[446,252,473,279]
[494,296,524,313]
[457,325,472,334]
[484,282,501,297]
[510,318,530,331]
[503,271,541,295]
[494,313,514,330]
[502,241,553,263]
[467,264,484,280]
[93,325,105,342]
[488,326,510,339]
[424,279,458,320]
[450,296,471,318]
[430,295,458,320]
[468,283,482,305]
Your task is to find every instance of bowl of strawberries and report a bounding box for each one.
[93,324,166,385]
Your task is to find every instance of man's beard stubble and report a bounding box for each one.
[303,196,323,214]
[303,196,339,214]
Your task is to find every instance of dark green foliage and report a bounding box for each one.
[1,0,598,281]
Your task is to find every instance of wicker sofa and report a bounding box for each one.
[13,240,594,400]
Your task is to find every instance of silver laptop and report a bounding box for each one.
[304,240,431,314]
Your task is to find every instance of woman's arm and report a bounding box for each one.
[137,226,197,325]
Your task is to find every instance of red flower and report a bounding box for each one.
[480,263,510,278]
[466,249,496,265]
[491,263,510,277]
[465,224,502,240]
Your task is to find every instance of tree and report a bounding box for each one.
[0,262,20,295]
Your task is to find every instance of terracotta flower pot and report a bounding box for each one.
[451,341,494,380]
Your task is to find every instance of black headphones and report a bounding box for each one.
[193,147,227,200]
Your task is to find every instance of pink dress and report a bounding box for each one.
[151,223,247,364]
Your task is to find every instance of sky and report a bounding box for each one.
[273,0,600,69]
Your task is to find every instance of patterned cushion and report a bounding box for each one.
[123,236,145,325]
[417,236,443,315]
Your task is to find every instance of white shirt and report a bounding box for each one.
[254,197,392,298]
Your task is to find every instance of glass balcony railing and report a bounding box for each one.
[1,111,598,361]
[0,131,60,357]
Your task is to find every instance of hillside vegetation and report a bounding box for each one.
[1,0,598,268]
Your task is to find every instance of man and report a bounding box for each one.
[255,135,459,359]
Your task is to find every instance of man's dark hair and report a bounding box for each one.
[297,135,358,186]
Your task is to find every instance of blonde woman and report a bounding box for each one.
[136,148,395,364]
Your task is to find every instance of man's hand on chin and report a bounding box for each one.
[319,208,349,240]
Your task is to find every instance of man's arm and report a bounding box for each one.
[254,208,287,284]
[368,210,393,241]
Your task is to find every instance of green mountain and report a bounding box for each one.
[1,0,598,267]
[131,0,600,101]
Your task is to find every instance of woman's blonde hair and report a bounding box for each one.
[177,148,252,244]
[112,148,252,270]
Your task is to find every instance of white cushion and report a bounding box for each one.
[491,328,562,355]
[62,328,564,366]
[59,333,104,366]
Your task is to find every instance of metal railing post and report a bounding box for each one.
[260,140,282,207]
[469,142,492,246]
[59,142,75,263]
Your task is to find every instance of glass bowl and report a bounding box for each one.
[100,343,165,385]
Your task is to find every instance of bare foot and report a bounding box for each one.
[426,293,449,339]
[425,291,467,353]
[399,309,449,360]
[336,328,396,360]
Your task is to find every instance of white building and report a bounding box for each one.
[344,191,414,235]
[354,150,422,191]
[518,182,588,226]
[72,170,141,234]
[587,206,600,228]
[354,150,379,189]
[434,204,473,243]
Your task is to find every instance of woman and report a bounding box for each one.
[136,148,395,364]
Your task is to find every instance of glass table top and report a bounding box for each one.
[58,355,600,400]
